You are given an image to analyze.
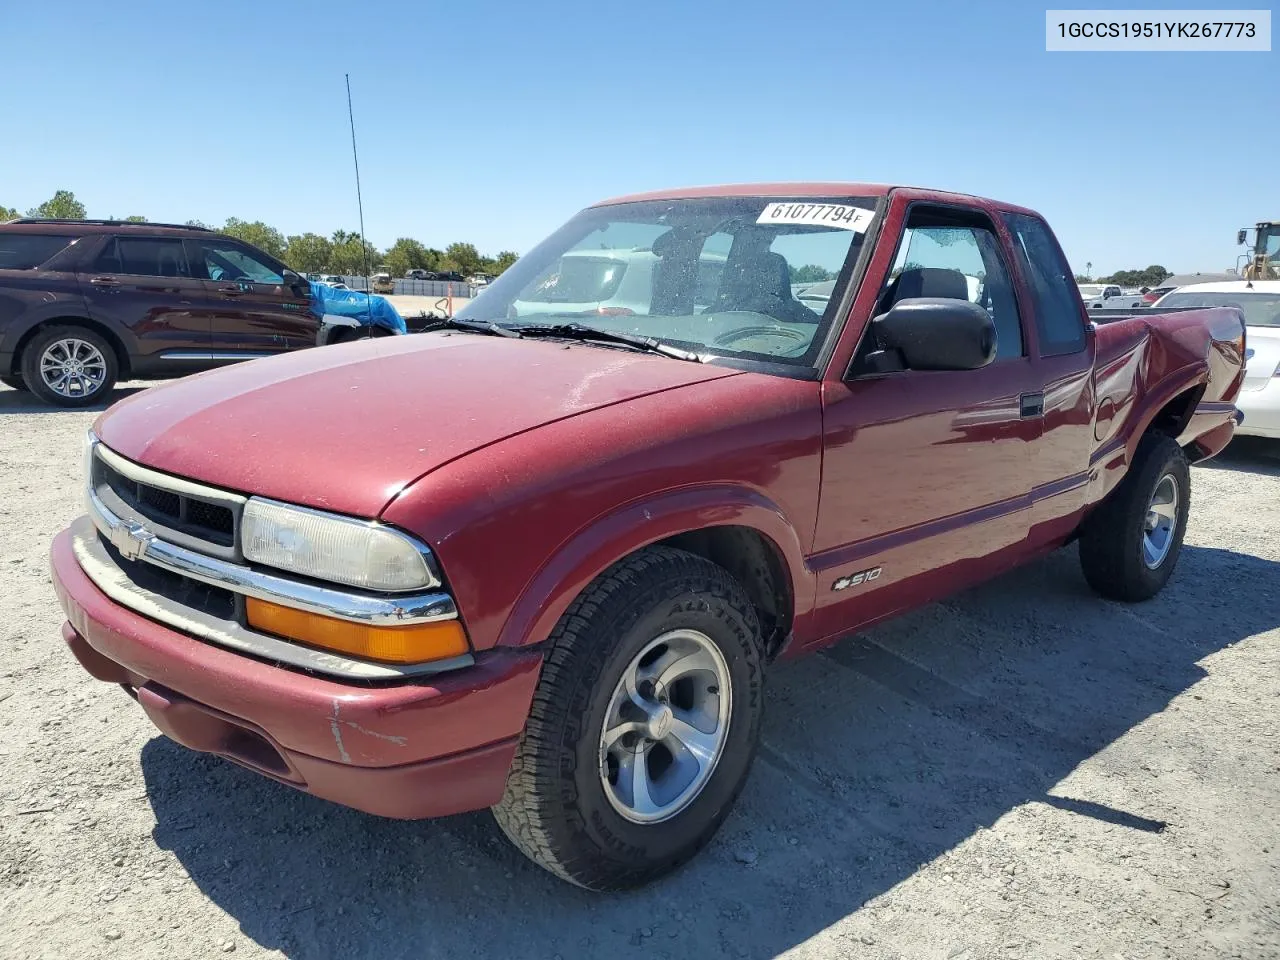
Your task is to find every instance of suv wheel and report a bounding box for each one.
[493,546,766,890]
[21,326,118,407]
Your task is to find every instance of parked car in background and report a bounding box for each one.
[1087,292,1148,311]
[371,272,395,294]
[51,182,1244,891]
[1077,283,1122,303]
[0,220,391,406]
[316,274,348,289]
[404,268,432,281]
[511,249,660,318]
[1154,280,1280,439]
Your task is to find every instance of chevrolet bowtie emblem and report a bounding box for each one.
[110,521,155,562]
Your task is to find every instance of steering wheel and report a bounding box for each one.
[715,325,808,348]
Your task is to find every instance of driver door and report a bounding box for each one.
[809,203,1042,642]
[191,237,316,355]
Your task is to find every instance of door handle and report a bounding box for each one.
[1020,392,1045,418]
[89,277,120,286]
[216,285,244,295]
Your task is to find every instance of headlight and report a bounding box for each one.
[240,498,437,592]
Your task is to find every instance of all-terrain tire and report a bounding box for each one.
[492,546,766,890]
[1079,432,1190,602]
[20,325,119,407]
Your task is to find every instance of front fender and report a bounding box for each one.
[495,484,817,651]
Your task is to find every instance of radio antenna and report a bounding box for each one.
[345,73,374,326]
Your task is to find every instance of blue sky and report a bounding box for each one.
[2,0,1274,275]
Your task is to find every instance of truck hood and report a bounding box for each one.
[96,333,743,517]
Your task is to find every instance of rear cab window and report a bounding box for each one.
[1003,213,1086,355]
[0,234,76,270]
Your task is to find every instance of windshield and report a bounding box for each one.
[458,196,878,368]
[1263,228,1280,258]
[1077,284,1105,297]
[1159,290,1280,327]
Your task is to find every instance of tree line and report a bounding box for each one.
[1074,265,1171,287]
[2,190,520,280]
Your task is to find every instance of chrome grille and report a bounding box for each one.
[100,537,237,621]
[92,447,238,552]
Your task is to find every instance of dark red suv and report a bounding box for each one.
[0,219,325,406]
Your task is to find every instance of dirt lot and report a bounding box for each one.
[1,380,1277,960]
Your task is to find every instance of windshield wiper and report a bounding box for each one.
[418,317,522,338]
[509,322,703,362]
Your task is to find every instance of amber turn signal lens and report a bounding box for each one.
[245,598,469,664]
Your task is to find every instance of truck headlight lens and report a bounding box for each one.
[240,498,436,592]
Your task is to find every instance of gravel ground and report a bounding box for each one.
[1,380,1277,960]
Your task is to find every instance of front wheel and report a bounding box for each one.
[1079,433,1190,602]
[493,546,765,890]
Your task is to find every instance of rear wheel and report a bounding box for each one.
[1079,433,1190,602]
[20,326,118,407]
[493,546,766,890]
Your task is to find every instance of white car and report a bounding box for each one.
[1153,280,1280,439]
[511,250,733,319]
[512,250,660,318]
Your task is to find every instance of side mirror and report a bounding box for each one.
[1237,228,1248,245]
[282,268,307,292]
[871,298,996,371]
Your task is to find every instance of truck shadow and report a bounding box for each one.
[140,543,1280,959]
[1199,437,1280,477]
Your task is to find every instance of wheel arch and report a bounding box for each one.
[495,486,814,659]
[11,317,131,379]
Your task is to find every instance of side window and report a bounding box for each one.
[0,234,75,270]
[1003,213,1086,356]
[198,241,283,284]
[881,219,1023,360]
[97,237,191,278]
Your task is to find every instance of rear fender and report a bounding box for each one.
[2,307,135,378]
[495,485,817,650]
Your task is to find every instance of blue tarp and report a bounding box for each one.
[308,281,406,335]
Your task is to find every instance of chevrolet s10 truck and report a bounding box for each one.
[50,183,1246,889]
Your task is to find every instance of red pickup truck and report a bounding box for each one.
[51,183,1245,890]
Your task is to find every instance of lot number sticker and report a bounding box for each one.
[756,203,875,232]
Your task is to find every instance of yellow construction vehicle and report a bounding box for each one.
[1237,221,1280,280]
